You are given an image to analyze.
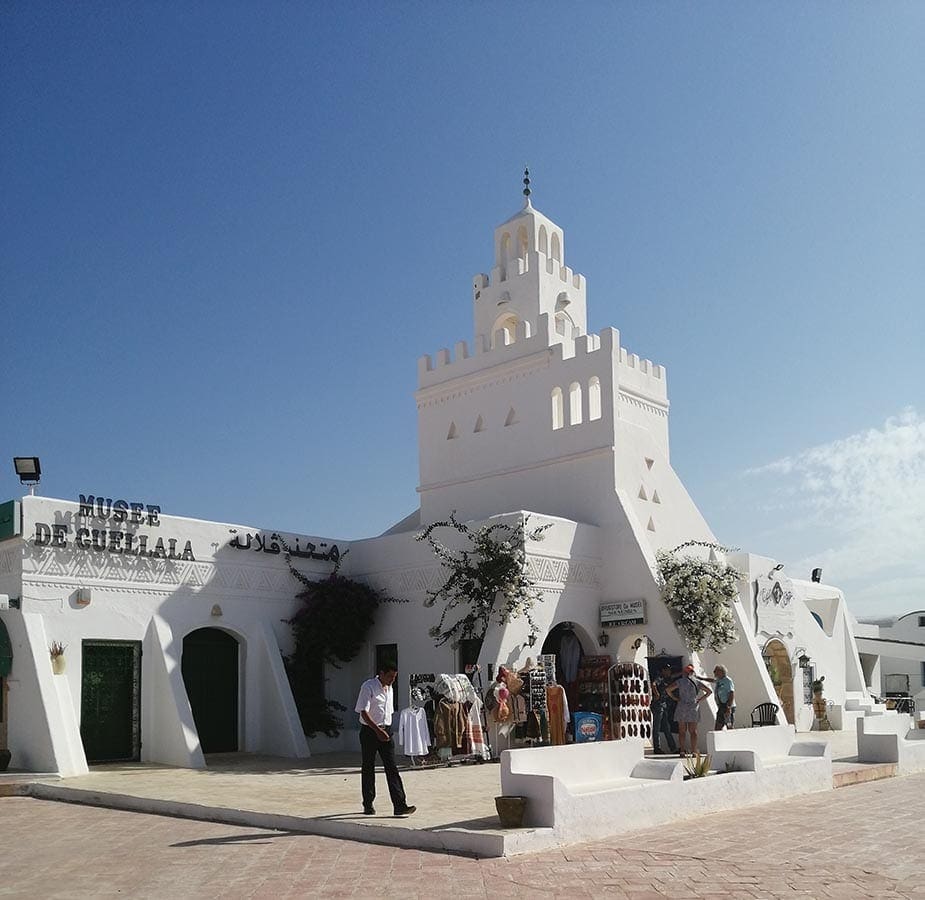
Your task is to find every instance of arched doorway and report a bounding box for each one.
[541,621,590,688]
[182,628,240,753]
[764,639,794,724]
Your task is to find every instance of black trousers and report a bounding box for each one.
[359,724,407,811]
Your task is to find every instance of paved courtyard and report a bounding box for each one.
[2,770,923,898]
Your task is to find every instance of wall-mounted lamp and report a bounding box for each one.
[13,457,41,495]
[598,631,609,648]
[211,604,223,618]
[798,653,811,668]
[811,568,822,583]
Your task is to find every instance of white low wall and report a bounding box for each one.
[500,730,832,845]
[857,714,925,773]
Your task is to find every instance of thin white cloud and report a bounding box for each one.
[743,408,925,615]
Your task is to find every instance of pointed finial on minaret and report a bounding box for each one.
[522,167,532,206]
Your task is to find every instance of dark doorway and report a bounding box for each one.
[80,640,142,763]
[182,628,239,753]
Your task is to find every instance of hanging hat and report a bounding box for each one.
[410,686,428,708]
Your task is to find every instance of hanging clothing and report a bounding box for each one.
[511,693,527,725]
[467,697,490,760]
[434,699,467,750]
[559,632,581,684]
[546,684,570,745]
[397,707,431,757]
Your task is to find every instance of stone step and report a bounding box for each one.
[833,763,897,789]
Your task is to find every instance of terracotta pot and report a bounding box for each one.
[51,655,66,675]
[0,748,11,772]
[495,795,527,828]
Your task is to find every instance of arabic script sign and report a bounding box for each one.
[229,532,340,564]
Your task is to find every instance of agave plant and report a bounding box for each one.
[683,751,712,779]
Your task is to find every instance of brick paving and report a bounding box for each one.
[2,772,923,898]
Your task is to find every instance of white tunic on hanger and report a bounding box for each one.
[397,706,431,756]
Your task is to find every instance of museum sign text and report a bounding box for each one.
[31,494,196,561]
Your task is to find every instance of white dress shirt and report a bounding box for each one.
[355,675,394,727]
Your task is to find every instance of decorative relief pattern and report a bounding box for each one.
[417,360,550,409]
[618,391,668,418]
[526,554,601,588]
[358,565,446,597]
[359,553,600,599]
[23,548,292,596]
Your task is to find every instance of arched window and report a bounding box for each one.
[550,232,561,263]
[588,376,602,420]
[492,313,519,347]
[499,232,511,263]
[569,381,582,425]
[551,387,564,430]
[538,225,548,255]
[517,225,529,259]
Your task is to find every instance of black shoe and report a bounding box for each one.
[363,806,375,815]
[393,805,416,816]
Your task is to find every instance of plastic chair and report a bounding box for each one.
[750,702,780,727]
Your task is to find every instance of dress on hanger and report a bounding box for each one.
[546,683,570,745]
[559,632,581,684]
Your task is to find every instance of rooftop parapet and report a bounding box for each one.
[418,314,555,388]
[419,316,663,388]
[478,250,585,292]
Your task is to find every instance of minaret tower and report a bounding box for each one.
[415,174,700,549]
[471,169,588,349]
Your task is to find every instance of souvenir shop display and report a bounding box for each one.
[608,661,652,742]
[486,663,548,755]
[545,677,570,745]
[518,659,548,744]
[574,654,613,740]
[399,670,490,766]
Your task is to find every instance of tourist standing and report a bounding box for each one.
[650,663,678,754]
[711,664,736,730]
[667,665,711,756]
[355,663,416,817]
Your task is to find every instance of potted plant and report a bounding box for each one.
[811,675,831,730]
[49,641,67,675]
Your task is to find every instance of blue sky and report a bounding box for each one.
[2,3,923,616]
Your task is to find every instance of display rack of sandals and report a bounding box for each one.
[608,662,652,743]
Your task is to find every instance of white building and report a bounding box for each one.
[856,611,925,703]
[0,189,885,774]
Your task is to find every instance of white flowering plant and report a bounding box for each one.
[656,540,741,653]
[416,512,551,649]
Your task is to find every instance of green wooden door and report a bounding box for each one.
[80,641,141,763]
[182,628,239,753]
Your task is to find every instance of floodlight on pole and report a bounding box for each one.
[13,457,41,495]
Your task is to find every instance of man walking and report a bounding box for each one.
[355,662,416,817]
